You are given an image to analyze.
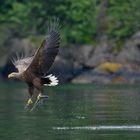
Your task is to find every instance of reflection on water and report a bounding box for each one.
[0,83,140,140]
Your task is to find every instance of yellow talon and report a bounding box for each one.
[27,98,33,105]
[37,94,42,100]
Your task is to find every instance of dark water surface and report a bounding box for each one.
[0,83,140,140]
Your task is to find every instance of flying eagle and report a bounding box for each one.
[8,19,60,110]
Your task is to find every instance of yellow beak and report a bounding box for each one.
[8,74,12,78]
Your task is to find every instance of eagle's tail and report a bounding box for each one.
[42,74,59,86]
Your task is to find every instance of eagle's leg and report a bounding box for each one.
[30,87,48,111]
[25,85,34,109]
[30,80,50,111]
[31,94,48,111]
[30,93,42,111]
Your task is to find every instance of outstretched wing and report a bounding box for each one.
[26,19,60,76]
[12,56,33,73]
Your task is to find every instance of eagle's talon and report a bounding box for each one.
[40,95,49,99]
[30,95,48,111]
[37,94,49,100]
[24,98,33,109]
[37,94,41,100]
[28,98,33,104]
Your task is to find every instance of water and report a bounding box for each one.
[0,83,140,140]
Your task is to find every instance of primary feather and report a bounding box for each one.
[26,18,60,76]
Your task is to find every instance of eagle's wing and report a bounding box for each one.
[12,56,33,73]
[26,19,60,76]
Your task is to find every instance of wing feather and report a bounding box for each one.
[12,56,33,73]
[26,18,60,76]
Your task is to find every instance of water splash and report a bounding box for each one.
[53,125,140,131]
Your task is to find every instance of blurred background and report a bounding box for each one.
[0,1,140,139]
[0,0,140,84]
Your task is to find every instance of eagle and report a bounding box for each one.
[8,19,60,110]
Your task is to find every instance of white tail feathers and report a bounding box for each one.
[44,74,59,86]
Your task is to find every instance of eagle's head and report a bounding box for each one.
[8,72,20,79]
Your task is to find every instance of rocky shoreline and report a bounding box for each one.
[1,32,140,83]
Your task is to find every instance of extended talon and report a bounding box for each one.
[37,94,42,100]
[30,94,49,111]
[37,94,49,100]
[40,95,49,99]
[28,98,33,105]
[25,98,33,109]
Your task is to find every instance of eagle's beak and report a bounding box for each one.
[8,74,12,78]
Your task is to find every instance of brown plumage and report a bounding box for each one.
[8,19,60,110]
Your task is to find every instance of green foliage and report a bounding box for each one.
[0,0,96,45]
[107,0,140,39]
[0,0,140,46]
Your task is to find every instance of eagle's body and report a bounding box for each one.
[8,19,60,110]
